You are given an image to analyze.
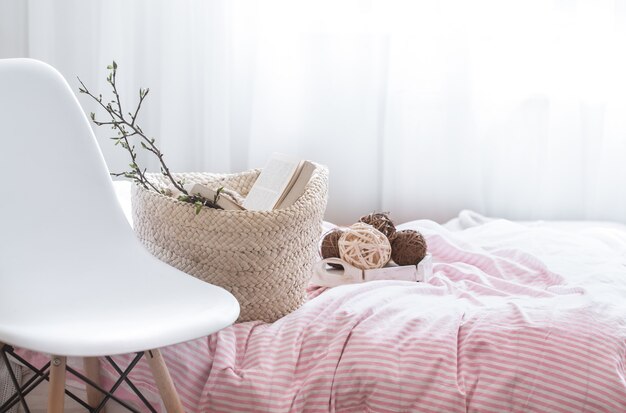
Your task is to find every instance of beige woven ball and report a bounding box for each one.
[338,222,391,270]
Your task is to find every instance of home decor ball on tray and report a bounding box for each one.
[391,229,427,266]
[339,222,391,270]
[320,228,343,259]
[359,212,396,240]
[320,228,345,269]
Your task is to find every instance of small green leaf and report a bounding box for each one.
[194,201,203,215]
[112,60,118,69]
[213,186,224,205]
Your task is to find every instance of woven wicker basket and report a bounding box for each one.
[131,165,328,322]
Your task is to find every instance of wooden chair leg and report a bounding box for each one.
[48,355,66,413]
[83,356,106,412]
[145,349,184,413]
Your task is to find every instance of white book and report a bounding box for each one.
[275,160,316,209]
[243,153,304,211]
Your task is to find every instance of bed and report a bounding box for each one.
[16,184,626,412]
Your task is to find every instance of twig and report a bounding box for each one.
[77,61,186,195]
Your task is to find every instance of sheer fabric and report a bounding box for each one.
[2,0,625,223]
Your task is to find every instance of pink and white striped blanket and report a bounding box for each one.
[23,215,626,412]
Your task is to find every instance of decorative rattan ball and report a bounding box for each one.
[359,212,396,240]
[338,223,391,270]
[320,228,343,259]
[391,229,427,266]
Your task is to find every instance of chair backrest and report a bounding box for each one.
[0,59,140,277]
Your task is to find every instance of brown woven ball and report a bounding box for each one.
[391,229,427,266]
[359,212,396,240]
[320,227,343,255]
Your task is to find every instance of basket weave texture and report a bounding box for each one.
[131,165,328,323]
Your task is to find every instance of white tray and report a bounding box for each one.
[311,253,433,288]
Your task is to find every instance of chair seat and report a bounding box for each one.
[0,247,239,357]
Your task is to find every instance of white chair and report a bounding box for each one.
[0,58,240,412]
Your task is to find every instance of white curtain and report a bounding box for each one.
[2,0,626,224]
